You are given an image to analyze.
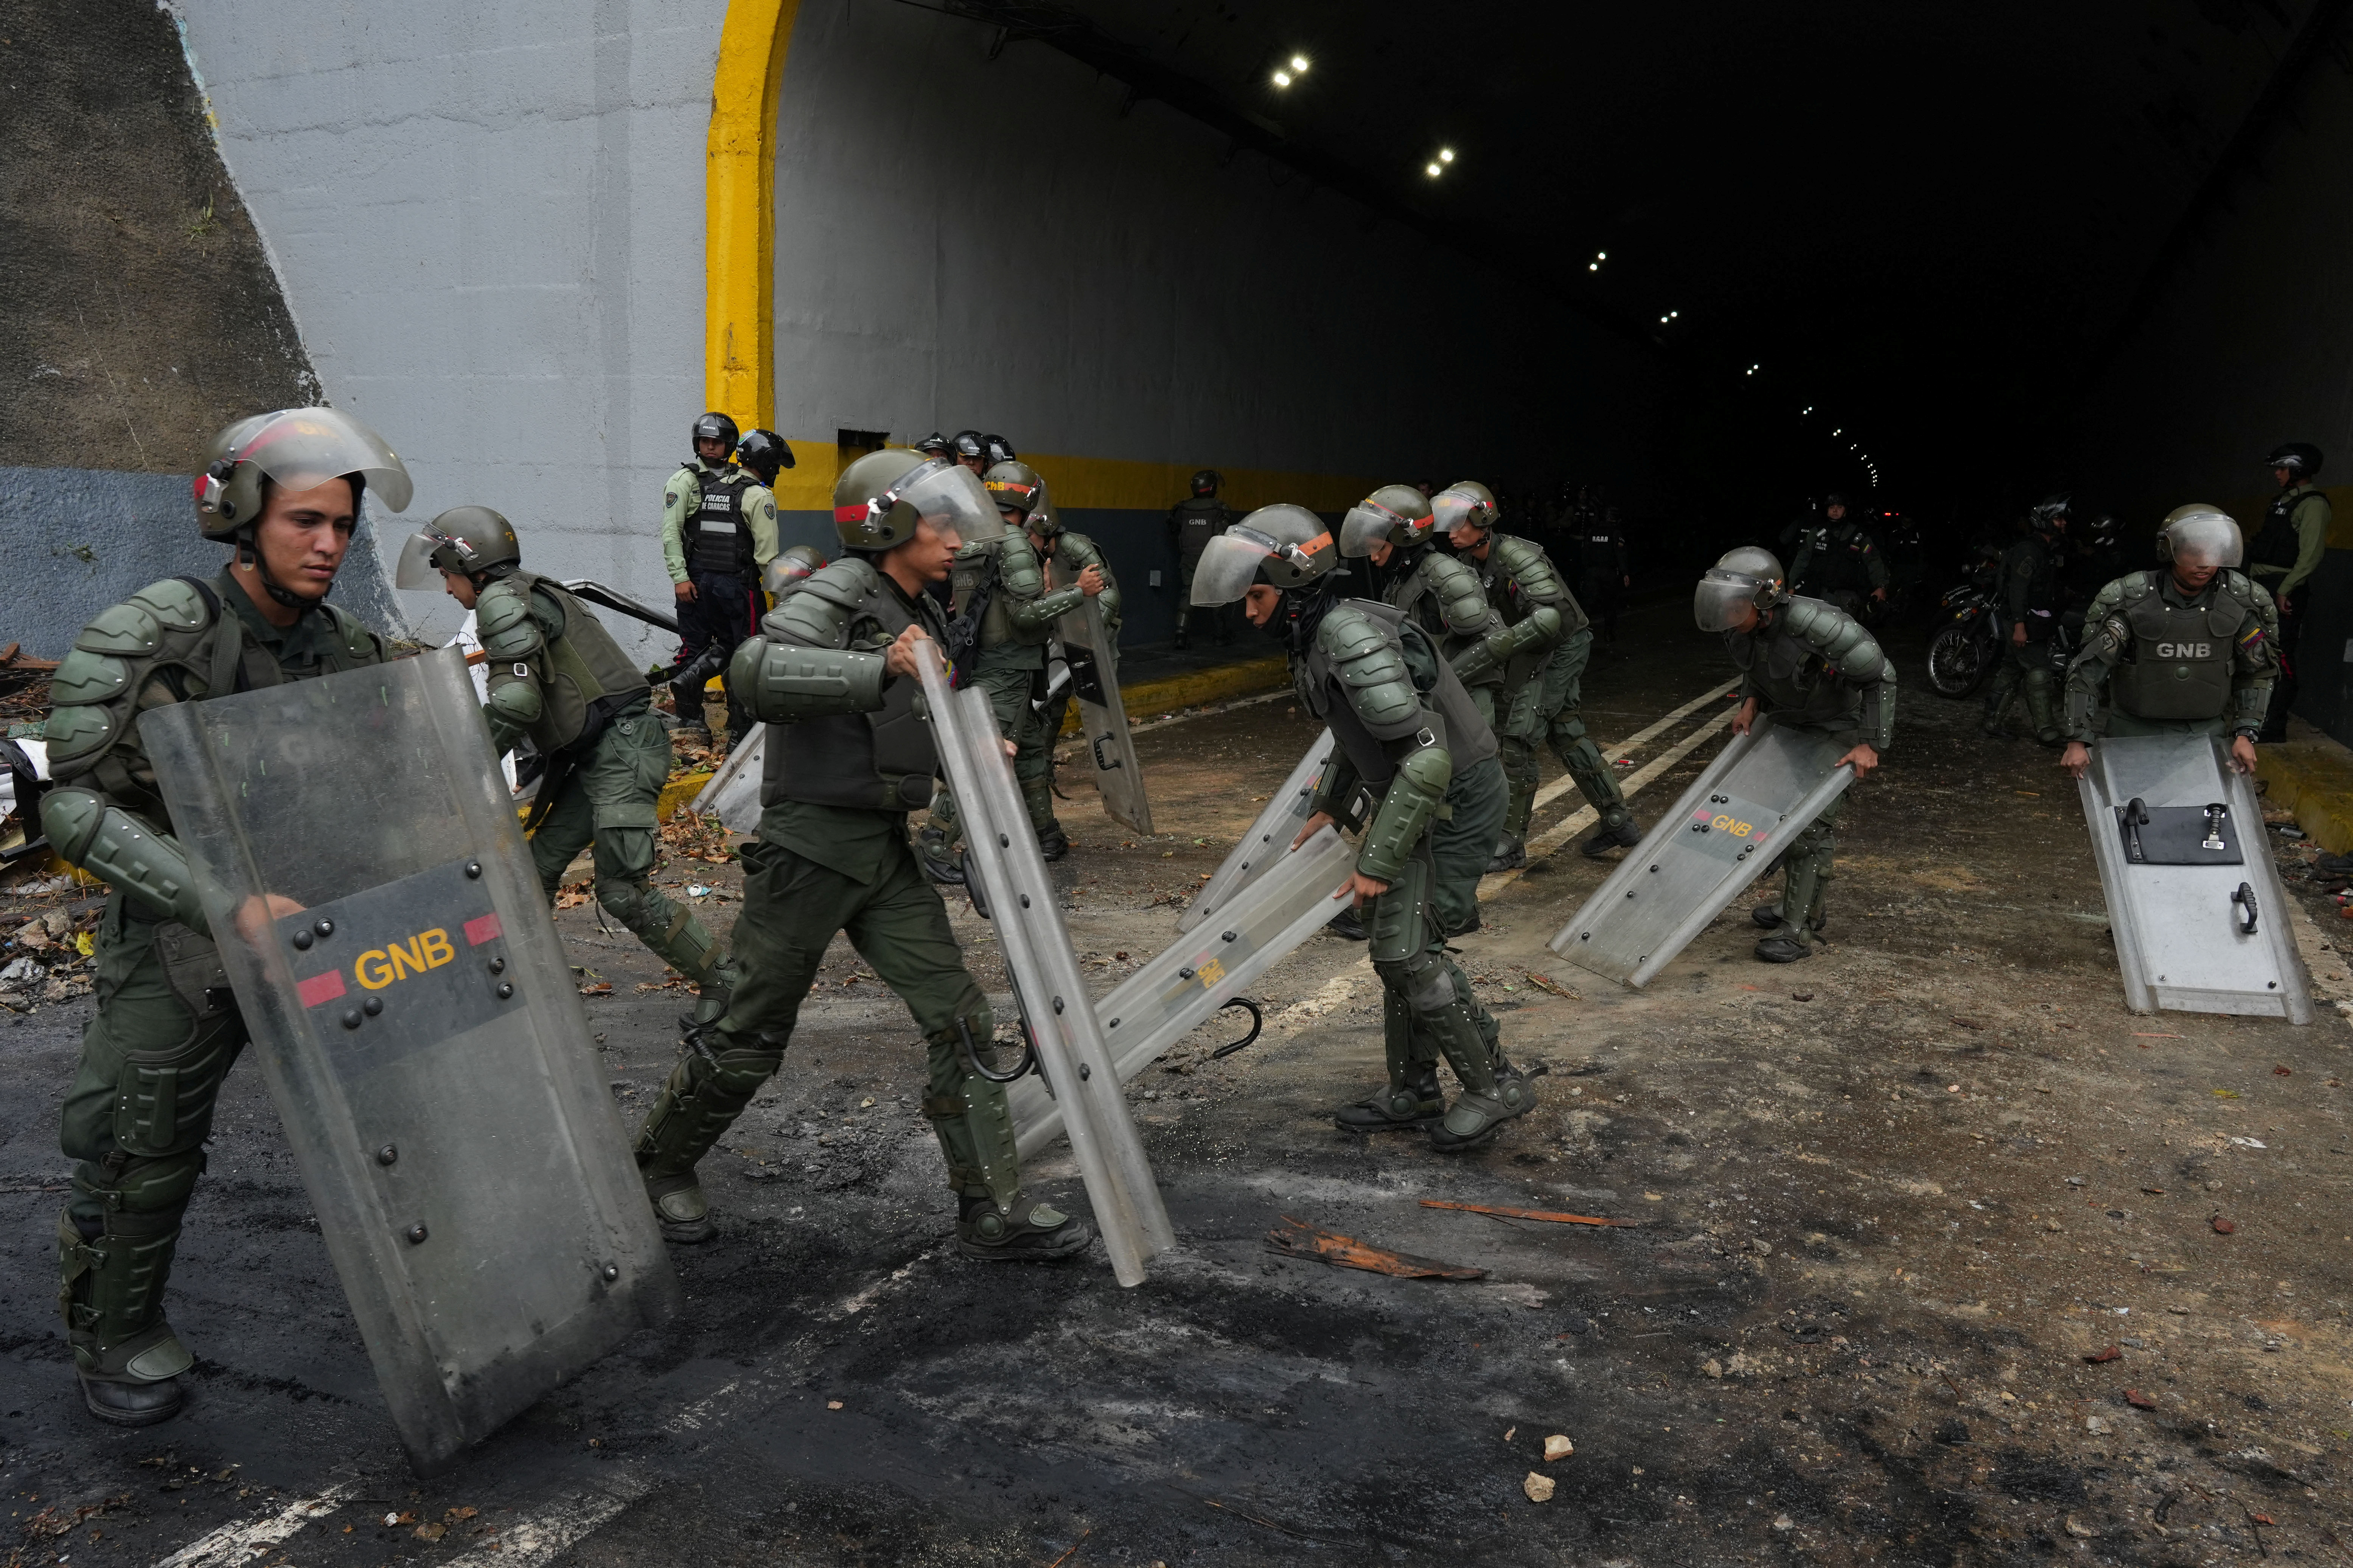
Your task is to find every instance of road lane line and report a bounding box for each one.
[441,1475,653,1568]
[153,1482,358,1568]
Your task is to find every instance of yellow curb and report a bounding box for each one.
[2255,739,2353,854]
[659,771,716,822]
[1058,654,1290,736]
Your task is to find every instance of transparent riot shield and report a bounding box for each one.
[1055,600,1153,833]
[1010,825,1352,1160]
[1549,715,1853,988]
[139,649,677,1473]
[1178,730,1334,934]
[915,652,1175,1285]
[688,725,765,834]
[2078,734,2312,1022]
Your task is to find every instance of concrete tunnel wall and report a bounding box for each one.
[165,0,1666,660]
[2083,42,2353,745]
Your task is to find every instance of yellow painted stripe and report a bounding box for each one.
[2220,484,2353,550]
[1057,654,1289,735]
[768,444,1386,516]
[705,0,799,435]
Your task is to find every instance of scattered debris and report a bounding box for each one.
[1950,1016,1986,1029]
[579,981,612,997]
[1522,1472,1555,1503]
[1264,1216,1485,1279]
[2272,1065,2292,1076]
[2083,1345,2121,1363]
[1419,1199,1631,1227]
[1543,1434,1573,1461]
[2125,1389,2157,1410]
[2211,1216,2236,1234]
[1523,971,1582,1001]
[827,1399,844,1410]
[1791,991,1814,1001]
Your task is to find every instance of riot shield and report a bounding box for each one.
[915,652,1175,1285]
[1010,825,1353,1160]
[1548,715,1853,988]
[140,649,677,1473]
[1056,599,1153,834]
[1178,730,1335,934]
[688,725,765,834]
[2077,734,2313,1022]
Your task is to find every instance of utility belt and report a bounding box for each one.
[525,690,653,831]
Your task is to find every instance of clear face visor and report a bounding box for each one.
[763,553,821,596]
[2165,514,2243,570]
[886,458,1006,549]
[1694,570,1766,632]
[241,408,415,512]
[392,529,456,590]
[1190,529,1282,606]
[1339,501,1411,557]
[1430,488,1489,534]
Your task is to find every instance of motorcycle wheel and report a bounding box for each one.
[1927,625,1992,699]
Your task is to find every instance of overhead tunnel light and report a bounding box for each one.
[1425,147,1456,178]
[1588,250,1605,272]
[1273,53,1309,87]
[1745,364,1758,376]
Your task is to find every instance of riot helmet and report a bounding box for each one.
[1431,480,1500,538]
[831,448,1005,553]
[915,431,951,456]
[763,542,828,597]
[691,411,740,460]
[2155,505,2243,570]
[394,505,523,588]
[2084,511,2119,547]
[1694,546,1787,632]
[1190,468,1222,496]
[735,428,794,483]
[948,430,987,461]
[1189,504,1337,606]
[982,433,1017,466]
[983,460,1045,519]
[1339,484,1438,556]
[2028,492,2072,534]
[196,407,412,540]
[2268,441,2324,479]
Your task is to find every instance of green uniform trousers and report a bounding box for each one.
[1498,629,1629,837]
[527,709,724,986]
[55,895,242,1380]
[1986,635,2058,739]
[929,658,1058,844]
[1366,836,1505,1099]
[1760,723,1852,938]
[1430,754,1507,934]
[636,812,1023,1206]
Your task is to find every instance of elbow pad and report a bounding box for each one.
[2232,678,2274,734]
[733,635,889,722]
[1308,751,1367,831]
[41,787,209,933]
[1357,742,1453,883]
[1858,677,1897,754]
[1016,582,1085,631]
[485,675,543,730]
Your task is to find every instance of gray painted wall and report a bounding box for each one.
[0,466,404,657]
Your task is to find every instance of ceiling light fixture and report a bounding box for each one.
[1439,148,1454,163]
[1291,54,1309,72]
[1425,161,1442,177]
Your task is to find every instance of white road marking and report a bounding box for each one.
[153,1482,357,1568]
[1481,703,1742,897]
[441,1475,652,1568]
[1127,683,1292,735]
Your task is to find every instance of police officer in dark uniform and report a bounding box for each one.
[2249,443,2331,743]
[661,412,780,746]
[948,430,990,477]
[1167,468,1238,649]
[1983,494,2070,745]
[1574,506,1631,642]
[1787,494,1888,615]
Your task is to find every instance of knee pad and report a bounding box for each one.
[1374,952,1455,1016]
[595,875,656,928]
[76,1149,205,1220]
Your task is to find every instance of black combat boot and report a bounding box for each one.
[1334,1062,1446,1132]
[957,1194,1091,1262]
[1581,816,1641,857]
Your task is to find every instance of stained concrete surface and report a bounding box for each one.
[0,598,2345,1565]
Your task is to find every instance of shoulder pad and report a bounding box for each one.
[48,647,133,709]
[41,702,115,767]
[2121,573,2156,602]
[1495,535,1563,594]
[75,600,163,658]
[475,580,544,660]
[1780,596,1845,644]
[324,605,382,664]
[1059,529,1100,561]
[1321,608,1419,730]
[124,578,214,634]
[996,531,1044,590]
[794,557,881,613]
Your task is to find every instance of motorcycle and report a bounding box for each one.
[1926,557,2002,698]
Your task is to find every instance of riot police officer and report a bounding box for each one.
[38,409,413,1424]
[415,507,738,1024]
[948,430,990,477]
[1438,481,1640,866]
[632,449,1089,1262]
[993,462,1121,745]
[1167,469,1238,649]
[1189,505,1531,1147]
[919,464,1100,875]
[1695,548,1896,963]
[2061,506,2278,781]
[1575,506,1632,642]
[1787,494,1889,615]
[661,412,781,747]
[1983,494,2070,745]
[2249,443,2330,743]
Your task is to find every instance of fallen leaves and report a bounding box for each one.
[1419,1199,1632,1227]
[2273,1065,2292,1076]
[1265,1216,1485,1279]
[1523,971,1583,1001]
[2124,1389,2158,1410]
[2083,1345,2122,1363]
[2212,1216,2237,1234]
[579,982,612,997]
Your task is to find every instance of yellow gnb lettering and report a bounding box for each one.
[353,927,458,991]
[1198,957,1227,987]
[1711,814,1755,838]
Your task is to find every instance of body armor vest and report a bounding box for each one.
[1725,597,1866,731]
[2109,572,2251,722]
[1295,600,1498,787]
[503,571,650,754]
[1812,525,1871,591]
[2250,487,2312,572]
[1172,497,1232,567]
[688,469,760,576]
[763,561,942,813]
[1576,531,1622,571]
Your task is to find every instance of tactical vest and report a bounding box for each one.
[2108,571,2253,722]
[43,573,383,826]
[950,540,1016,650]
[1813,526,1871,592]
[1724,597,1867,731]
[1172,498,1231,567]
[1576,531,1621,571]
[762,560,942,813]
[1295,600,1498,787]
[2249,486,2312,572]
[500,571,651,755]
[688,469,760,576]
